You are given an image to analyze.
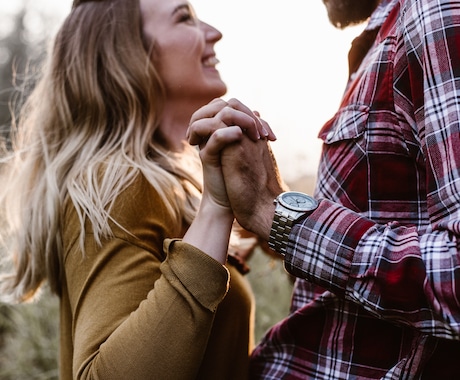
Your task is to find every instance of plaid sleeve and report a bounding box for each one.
[286,197,460,339]
[285,199,375,297]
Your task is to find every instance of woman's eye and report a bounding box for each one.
[177,9,197,24]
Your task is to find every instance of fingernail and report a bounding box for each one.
[262,126,269,137]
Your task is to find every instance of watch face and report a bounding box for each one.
[279,191,318,212]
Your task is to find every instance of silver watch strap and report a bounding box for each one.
[268,212,293,256]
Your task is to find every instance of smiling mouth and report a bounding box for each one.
[202,56,219,67]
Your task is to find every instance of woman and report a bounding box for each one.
[0,0,273,378]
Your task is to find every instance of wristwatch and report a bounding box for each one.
[268,191,318,255]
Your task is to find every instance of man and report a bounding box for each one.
[189,0,460,378]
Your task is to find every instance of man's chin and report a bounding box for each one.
[323,0,381,29]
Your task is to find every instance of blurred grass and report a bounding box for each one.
[0,247,293,378]
[247,248,293,342]
[0,291,59,380]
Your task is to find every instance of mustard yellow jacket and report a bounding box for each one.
[59,174,254,379]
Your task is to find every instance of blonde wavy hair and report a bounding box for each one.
[0,0,203,302]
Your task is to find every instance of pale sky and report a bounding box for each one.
[0,0,365,181]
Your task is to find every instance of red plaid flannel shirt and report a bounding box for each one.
[250,0,460,378]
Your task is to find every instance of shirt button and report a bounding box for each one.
[327,131,335,140]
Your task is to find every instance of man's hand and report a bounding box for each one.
[221,136,287,241]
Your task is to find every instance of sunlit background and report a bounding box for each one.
[0,0,364,182]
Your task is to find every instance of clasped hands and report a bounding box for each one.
[186,98,287,240]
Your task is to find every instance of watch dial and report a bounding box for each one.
[280,192,317,211]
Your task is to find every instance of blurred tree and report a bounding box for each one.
[0,3,59,379]
[0,3,48,143]
[1,9,26,134]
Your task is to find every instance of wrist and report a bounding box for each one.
[183,197,234,264]
[198,195,234,223]
[268,191,318,256]
[257,202,276,242]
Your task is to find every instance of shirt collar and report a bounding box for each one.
[366,0,399,31]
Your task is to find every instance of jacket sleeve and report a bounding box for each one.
[63,175,229,379]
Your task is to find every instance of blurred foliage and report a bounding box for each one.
[247,247,293,341]
[0,3,49,145]
[0,292,59,380]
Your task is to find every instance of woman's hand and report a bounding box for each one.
[182,120,238,263]
[187,98,276,147]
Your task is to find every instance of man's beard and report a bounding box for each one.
[323,0,381,29]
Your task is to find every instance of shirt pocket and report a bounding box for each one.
[320,104,368,144]
[320,103,411,156]
[316,106,370,211]
[316,104,416,215]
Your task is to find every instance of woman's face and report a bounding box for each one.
[140,0,226,103]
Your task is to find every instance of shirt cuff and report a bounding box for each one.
[162,238,230,312]
[284,199,375,296]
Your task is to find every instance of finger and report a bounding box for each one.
[188,116,227,146]
[257,116,277,141]
[227,98,263,141]
[217,106,261,141]
[187,99,228,141]
[188,107,259,146]
[252,111,277,141]
[227,98,254,115]
[199,126,243,153]
[227,99,276,141]
[189,98,228,126]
